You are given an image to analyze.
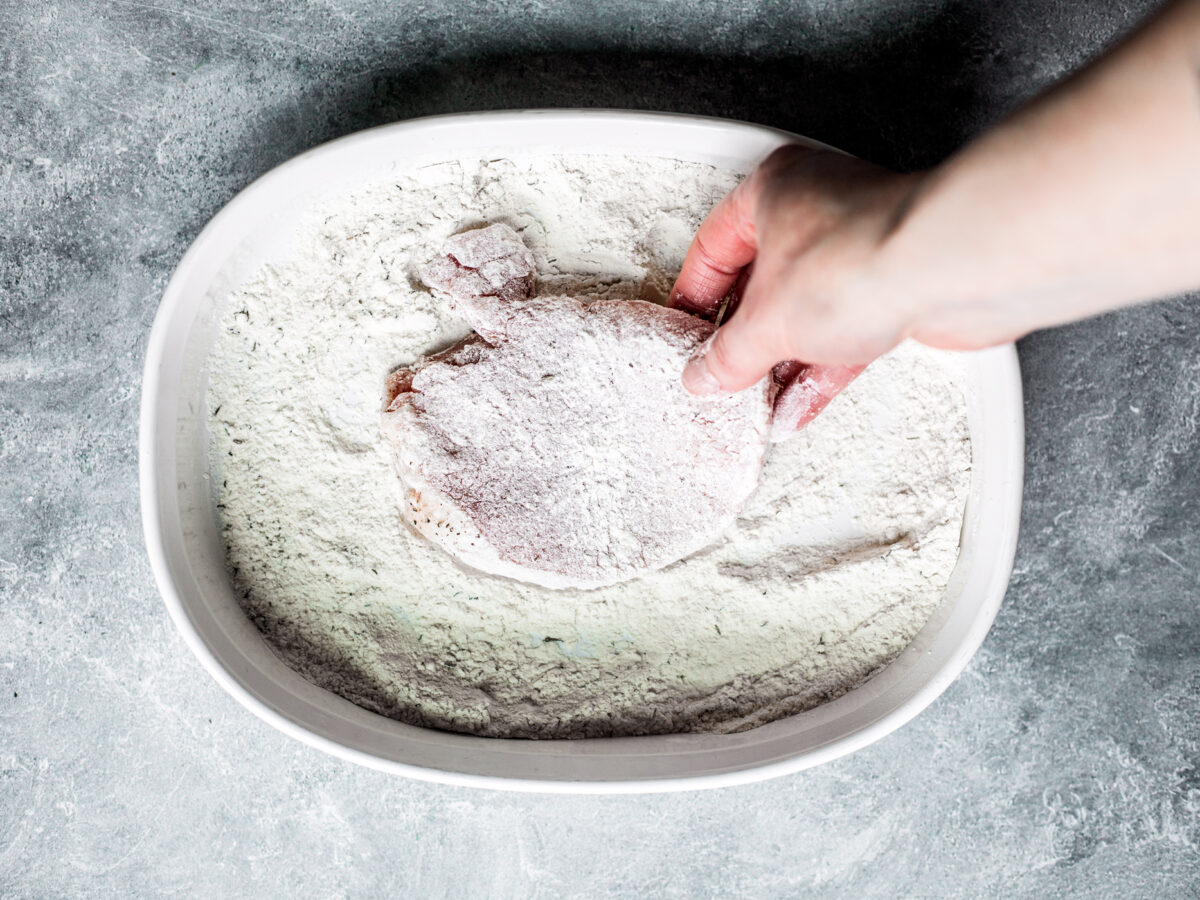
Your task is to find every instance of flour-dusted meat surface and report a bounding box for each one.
[381,224,774,589]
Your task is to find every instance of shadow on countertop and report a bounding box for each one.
[252,3,996,175]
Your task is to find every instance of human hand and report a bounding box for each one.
[668,144,923,438]
[673,0,1200,440]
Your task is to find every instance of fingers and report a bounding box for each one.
[674,143,901,405]
[682,307,789,396]
[769,363,867,440]
[668,180,758,317]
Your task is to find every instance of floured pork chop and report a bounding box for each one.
[382,224,773,589]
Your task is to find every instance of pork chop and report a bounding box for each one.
[382,223,774,589]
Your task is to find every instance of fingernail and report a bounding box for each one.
[670,291,699,314]
[682,355,723,396]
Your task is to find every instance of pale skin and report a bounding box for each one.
[672,0,1200,433]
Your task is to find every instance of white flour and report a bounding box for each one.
[207,154,972,738]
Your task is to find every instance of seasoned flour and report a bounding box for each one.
[208,154,972,738]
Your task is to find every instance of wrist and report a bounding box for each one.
[867,159,1037,351]
[854,168,943,341]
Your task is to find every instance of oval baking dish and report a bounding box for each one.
[140,110,1024,793]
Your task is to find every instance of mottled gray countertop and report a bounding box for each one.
[2,1,1198,897]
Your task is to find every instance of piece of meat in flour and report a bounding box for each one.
[382,223,774,589]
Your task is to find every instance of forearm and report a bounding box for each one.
[882,0,1200,348]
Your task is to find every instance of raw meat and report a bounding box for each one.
[382,224,773,589]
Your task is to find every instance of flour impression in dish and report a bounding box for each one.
[207,154,972,739]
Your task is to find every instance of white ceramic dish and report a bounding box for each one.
[140,110,1024,794]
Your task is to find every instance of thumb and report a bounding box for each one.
[681,312,783,396]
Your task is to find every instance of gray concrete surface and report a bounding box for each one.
[3,0,1199,896]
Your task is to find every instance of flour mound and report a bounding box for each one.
[381,224,774,589]
[211,156,972,739]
